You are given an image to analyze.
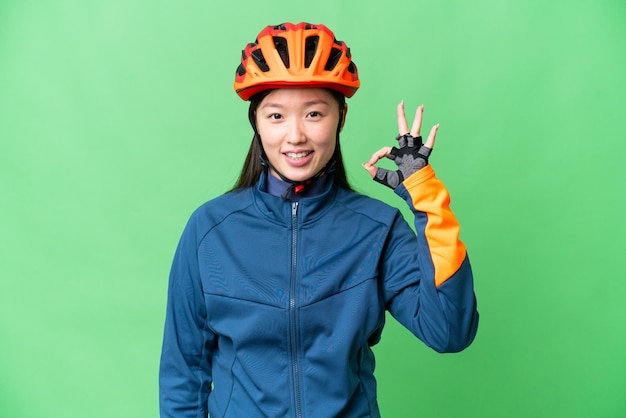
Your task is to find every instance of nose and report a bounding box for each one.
[286,119,306,144]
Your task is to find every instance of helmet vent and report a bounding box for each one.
[273,37,290,68]
[236,63,246,77]
[251,49,270,72]
[304,36,319,68]
[348,61,357,74]
[324,47,342,71]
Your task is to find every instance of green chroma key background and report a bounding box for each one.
[1,1,624,417]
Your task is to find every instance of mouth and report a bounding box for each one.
[283,150,314,168]
[284,151,313,160]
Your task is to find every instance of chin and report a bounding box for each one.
[286,173,313,183]
[281,168,318,183]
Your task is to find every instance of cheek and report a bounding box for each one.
[313,135,337,165]
[315,127,338,153]
[324,138,337,155]
[256,125,279,149]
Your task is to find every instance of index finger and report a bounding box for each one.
[365,146,393,166]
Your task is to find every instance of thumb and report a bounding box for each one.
[361,162,377,178]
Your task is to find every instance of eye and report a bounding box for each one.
[268,113,283,120]
[307,111,322,118]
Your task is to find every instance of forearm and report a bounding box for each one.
[391,165,478,351]
[395,164,467,287]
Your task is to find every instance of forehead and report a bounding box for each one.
[260,88,337,107]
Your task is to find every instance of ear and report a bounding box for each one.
[339,103,348,132]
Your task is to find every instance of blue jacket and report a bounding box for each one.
[159,166,478,417]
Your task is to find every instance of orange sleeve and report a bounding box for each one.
[399,165,467,287]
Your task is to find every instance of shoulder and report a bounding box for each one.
[334,188,402,225]
[195,188,252,215]
[184,188,254,237]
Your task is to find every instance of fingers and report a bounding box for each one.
[398,102,425,137]
[361,163,378,178]
[424,123,439,149]
[397,101,409,135]
[400,101,438,149]
[362,146,392,178]
[410,104,424,137]
[366,146,393,166]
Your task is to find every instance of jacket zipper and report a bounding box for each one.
[290,201,303,418]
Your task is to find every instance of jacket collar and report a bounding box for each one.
[265,171,330,201]
[253,171,338,225]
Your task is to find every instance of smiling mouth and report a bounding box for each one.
[284,151,313,160]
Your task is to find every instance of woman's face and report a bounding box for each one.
[255,88,344,183]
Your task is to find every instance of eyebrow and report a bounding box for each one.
[259,99,331,109]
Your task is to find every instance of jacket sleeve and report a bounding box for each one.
[382,165,478,353]
[159,213,215,417]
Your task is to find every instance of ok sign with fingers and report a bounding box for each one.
[362,101,439,189]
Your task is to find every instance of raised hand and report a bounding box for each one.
[363,102,438,189]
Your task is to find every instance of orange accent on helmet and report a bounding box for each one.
[234,22,360,101]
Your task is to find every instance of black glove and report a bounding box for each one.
[373,134,432,189]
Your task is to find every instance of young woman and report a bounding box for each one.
[159,22,478,418]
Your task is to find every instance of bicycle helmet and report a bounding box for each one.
[234,22,360,101]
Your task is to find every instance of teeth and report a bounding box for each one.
[286,152,310,159]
